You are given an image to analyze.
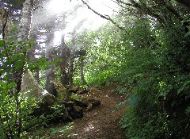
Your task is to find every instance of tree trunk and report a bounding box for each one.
[45,63,57,96]
[69,54,74,86]
[34,67,40,83]
[15,0,33,93]
[45,31,57,96]
[80,56,86,85]
[15,0,34,137]
[0,9,9,40]
[17,0,33,41]
[60,37,71,86]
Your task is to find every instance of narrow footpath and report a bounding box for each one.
[63,86,126,139]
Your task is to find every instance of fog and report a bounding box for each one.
[29,0,118,57]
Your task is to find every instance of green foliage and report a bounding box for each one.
[76,4,190,137]
[0,27,75,138]
[2,0,190,138]
[0,39,40,138]
[114,86,128,95]
[27,122,74,138]
[75,25,125,86]
[0,81,38,138]
[121,108,169,139]
[49,122,73,136]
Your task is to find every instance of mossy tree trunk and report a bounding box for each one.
[14,0,34,137]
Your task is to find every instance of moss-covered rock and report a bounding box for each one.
[53,80,67,101]
[21,69,55,105]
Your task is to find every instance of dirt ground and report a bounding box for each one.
[60,86,127,139]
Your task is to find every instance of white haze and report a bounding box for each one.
[32,0,118,46]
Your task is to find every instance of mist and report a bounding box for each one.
[29,0,118,58]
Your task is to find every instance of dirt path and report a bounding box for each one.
[63,87,126,139]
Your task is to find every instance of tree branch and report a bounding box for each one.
[80,0,126,31]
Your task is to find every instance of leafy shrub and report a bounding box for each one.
[80,15,190,138]
[121,107,169,139]
[0,83,38,138]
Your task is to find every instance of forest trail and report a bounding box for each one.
[66,87,126,139]
[52,86,126,139]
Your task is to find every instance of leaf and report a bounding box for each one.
[185,32,190,37]
[177,80,190,95]
[0,40,4,47]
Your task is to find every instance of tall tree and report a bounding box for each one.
[14,0,34,137]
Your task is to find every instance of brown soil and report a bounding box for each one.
[48,86,126,139]
[41,86,125,139]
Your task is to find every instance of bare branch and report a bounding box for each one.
[80,0,126,31]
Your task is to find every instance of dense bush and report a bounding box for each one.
[0,40,37,138]
[77,7,190,137]
[0,40,67,138]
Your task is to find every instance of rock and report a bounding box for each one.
[73,105,83,112]
[21,68,55,105]
[31,103,72,125]
[61,101,75,107]
[78,88,89,94]
[68,105,83,119]
[85,99,101,111]
[61,100,85,119]
[69,86,79,94]
[71,99,88,108]
[41,90,55,105]
[53,80,67,101]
